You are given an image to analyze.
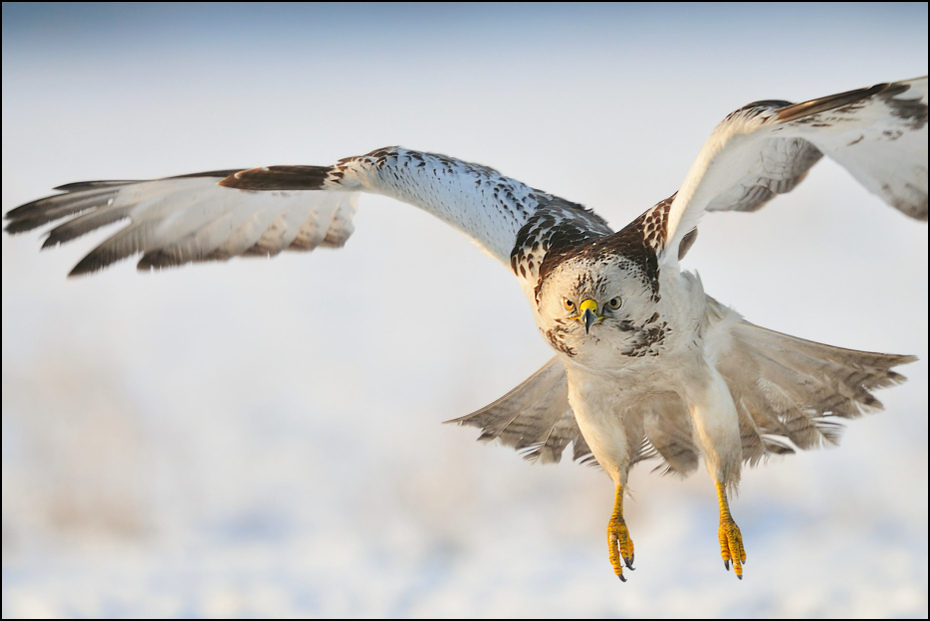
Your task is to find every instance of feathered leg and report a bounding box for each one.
[687,365,747,579]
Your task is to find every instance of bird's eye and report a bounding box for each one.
[607,297,622,310]
[562,298,575,312]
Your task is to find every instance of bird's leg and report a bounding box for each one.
[716,481,746,579]
[607,483,634,581]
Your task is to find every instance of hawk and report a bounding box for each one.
[5,77,927,581]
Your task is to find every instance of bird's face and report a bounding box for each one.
[535,255,667,364]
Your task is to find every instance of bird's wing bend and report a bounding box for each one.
[4,147,611,277]
[652,76,928,266]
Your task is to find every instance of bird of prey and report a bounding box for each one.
[5,76,927,581]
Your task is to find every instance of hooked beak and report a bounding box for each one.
[579,299,600,334]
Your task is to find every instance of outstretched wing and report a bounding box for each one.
[4,147,610,279]
[647,76,928,265]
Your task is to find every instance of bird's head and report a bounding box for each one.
[534,237,667,363]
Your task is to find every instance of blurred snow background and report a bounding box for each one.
[2,3,927,618]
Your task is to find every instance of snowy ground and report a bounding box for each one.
[3,4,927,618]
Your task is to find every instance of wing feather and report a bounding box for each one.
[4,147,608,279]
[659,76,928,265]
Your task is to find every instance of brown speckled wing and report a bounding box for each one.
[4,146,613,277]
[662,76,928,265]
[510,196,613,295]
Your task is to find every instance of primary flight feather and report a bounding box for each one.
[6,76,927,581]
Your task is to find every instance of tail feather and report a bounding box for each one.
[445,357,594,465]
[448,297,914,475]
[706,296,915,462]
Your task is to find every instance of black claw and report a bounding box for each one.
[724,560,730,571]
[737,574,743,581]
[618,573,627,582]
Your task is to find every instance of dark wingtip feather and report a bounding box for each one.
[52,179,141,192]
[6,170,247,236]
[52,170,241,192]
[66,238,134,276]
[5,188,121,234]
[4,196,68,234]
[67,256,105,277]
[5,218,47,235]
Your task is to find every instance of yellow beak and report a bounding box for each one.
[578,299,600,334]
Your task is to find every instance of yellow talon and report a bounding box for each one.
[608,484,635,581]
[716,482,747,579]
